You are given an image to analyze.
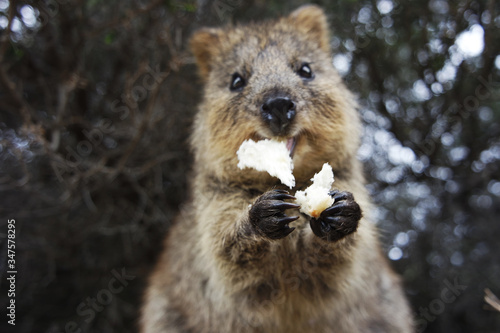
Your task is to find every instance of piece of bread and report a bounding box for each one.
[295,163,334,218]
[237,139,295,188]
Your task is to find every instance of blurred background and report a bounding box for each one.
[0,0,499,332]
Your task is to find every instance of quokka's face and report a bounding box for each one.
[191,6,360,182]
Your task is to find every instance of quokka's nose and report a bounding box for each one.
[261,97,296,136]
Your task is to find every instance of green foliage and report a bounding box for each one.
[104,31,116,45]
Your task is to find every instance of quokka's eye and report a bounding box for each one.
[230,73,246,91]
[297,63,313,79]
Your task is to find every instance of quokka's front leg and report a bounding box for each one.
[217,189,299,268]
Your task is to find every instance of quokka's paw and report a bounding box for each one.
[249,189,300,240]
[309,190,362,242]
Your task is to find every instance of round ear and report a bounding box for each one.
[288,5,330,52]
[189,28,222,80]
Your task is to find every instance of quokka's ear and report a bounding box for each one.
[289,5,330,52]
[189,28,222,80]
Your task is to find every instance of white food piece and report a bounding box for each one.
[237,139,295,188]
[295,163,335,218]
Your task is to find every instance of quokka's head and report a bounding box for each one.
[190,5,361,186]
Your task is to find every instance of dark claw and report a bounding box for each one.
[310,190,362,242]
[249,190,300,240]
[322,204,342,215]
[272,202,300,211]
[278,215,299,226]
[276,193,297,201]
[267,190,296,201]
[321,215,342,224]
[328,190,339,197]
[310,218,328,236]
[328,190,353,201]
[254,201,299,218]
[322,200,360,218]
[281,226,295,238]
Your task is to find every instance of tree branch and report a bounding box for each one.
[485,288,500,312]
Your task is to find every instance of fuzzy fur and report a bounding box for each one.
[140,5,414,332]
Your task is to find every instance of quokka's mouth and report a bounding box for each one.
[250,133,297,157]
[286,137,297,157]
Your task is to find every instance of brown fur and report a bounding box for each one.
[141,5,414,332]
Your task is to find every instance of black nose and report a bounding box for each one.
[261,97,296,136]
